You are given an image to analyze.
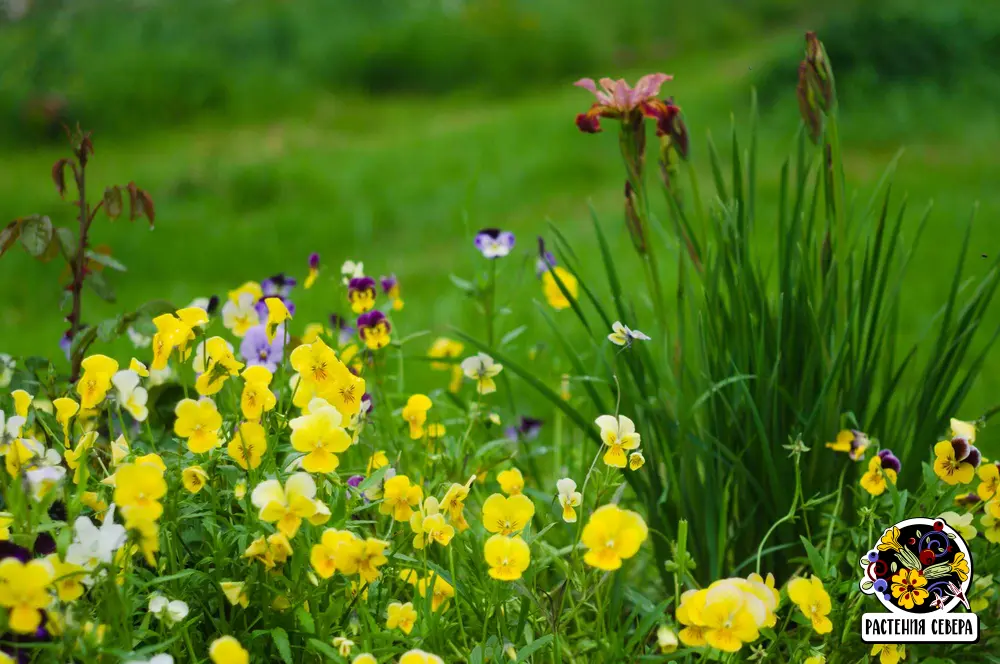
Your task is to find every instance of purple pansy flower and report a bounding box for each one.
[506,416,544,442]
[357,310,391,350]
[535,237,557,277]
[59,329,72,361]
[262,273,297,299]
[877,449,902,474]
[474,228,516,258]
[305,253,321,289]
[240,323,285,372]
[348,276,378,314]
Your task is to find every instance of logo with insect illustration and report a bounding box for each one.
[859,516,978,643]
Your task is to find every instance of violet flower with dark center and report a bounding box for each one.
[59,329,72,361]
[535,237,557,277]
[506,416,544,441]
[262,273,297,299]
[239,323,285,373]
[330,314,356,347]
[0,541,31,562]
[475,228,515,259]
[878,449,902,474]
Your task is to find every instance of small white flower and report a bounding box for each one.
[125,655,174,664]
[460,353,504,395]
[66,504,127,580]
[24,450,66,500]
[0,409,25,453]
[187,296,211,311]
[112,369,149,422]
[0,353,13,387]
[556,478,582,523]
[607,321,651,347]
[148,594,189,625]
[147,366,174,387]
[126,326,152,348]
[221,292,260,338]
[341,260,365,284]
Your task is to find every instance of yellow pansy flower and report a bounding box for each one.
[250,473,320,538]
[182,465,209,494]
[195,337,244,396]
[386,601,417,634]
[220,581,249,608]
[542,266,578,310]
[264,297,291,343]
[497,468,524,495]
[460,353,503,395]
[581,504,647,571]
[484,535,530,581]
[289,398,352,474]
[240,365,276,421]
[379,475,423,521]
[75,355,119,409]
[482,493,535,536]
[399,650,444,664]
[174,398,223,453]
[53,397,79,441]
[401,394,432,439]
[0,558,53,633]
[595,414,641,468]
[788,576,833,633]
[870,644,906,664]
[209,636,249,664]
[114,462,167,523]
[934,440,976,485]
[227,421,267,470]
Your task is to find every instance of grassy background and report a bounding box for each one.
[2,0,999,448]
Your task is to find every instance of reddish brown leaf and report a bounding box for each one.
[51,158,71,198]
[138,189,155,227]
[0,219,23,258]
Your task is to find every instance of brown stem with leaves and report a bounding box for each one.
[68,139,93,382]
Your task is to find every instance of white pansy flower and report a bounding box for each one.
[112,369,148,421]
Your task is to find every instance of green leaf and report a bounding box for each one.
[271,627,293,664]
[515,634,554,662]
[70,326,98,361]
[85,249,127,271]
[87,271,116,302]
[295,607,315,634]
[19,215,53,257]
[357,465,388,492]
[799,536,827,577]
[449,274,476,294]
[499,325,527,347]
[306,638,340,660]
[469,645,484,664]
[97,316,125,342]
[55,227,76,261]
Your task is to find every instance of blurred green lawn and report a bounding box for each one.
[2,35,999,446]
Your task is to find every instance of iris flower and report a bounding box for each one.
[573,73,676,134]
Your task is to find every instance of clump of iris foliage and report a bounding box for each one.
[1,32,999,664]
